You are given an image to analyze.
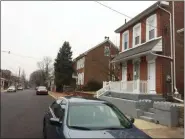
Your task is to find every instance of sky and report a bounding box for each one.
[1,1,156,79]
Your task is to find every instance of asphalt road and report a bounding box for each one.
[1,89,55,138]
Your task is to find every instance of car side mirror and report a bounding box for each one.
[130,117,135,123]
[49,118,62,127]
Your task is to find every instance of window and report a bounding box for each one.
[149,29,155,40]
[77,57,85,69]
[135,36,140,45]
[122,31,129,51]
[68,103,132,129]
[146,14,157,41]
[104,46,110,56]
[133,23,141,47]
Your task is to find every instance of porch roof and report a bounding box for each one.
[111,37,162,63]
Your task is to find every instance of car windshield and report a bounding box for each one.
[38,87,46,90]
[68,103,132,130]
[9,86,15,89]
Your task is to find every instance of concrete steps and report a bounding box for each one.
[143,111,154,119]
[149,108,156,113]
[140,115,155,123]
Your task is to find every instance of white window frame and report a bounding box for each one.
[133,23,141,47]
[122,30,129,51]
[146,14,157,41]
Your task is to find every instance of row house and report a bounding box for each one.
[105,1,184,98]
[73,38,119,88]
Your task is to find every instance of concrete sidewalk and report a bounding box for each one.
[134,119,184,138]
[48,91,184,138]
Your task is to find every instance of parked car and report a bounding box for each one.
[36,86,48,95]
[7,86,16,92]
[17,86,23,90]
[35,86,39,90]
[43,96,152,139]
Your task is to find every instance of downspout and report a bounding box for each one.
[157,5,174,94]
[172,1,179,95]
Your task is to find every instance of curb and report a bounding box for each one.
[48,92,57,99]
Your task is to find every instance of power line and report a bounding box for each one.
[1,50,40,60]
[95,1,132,19]
[94,1,161,30]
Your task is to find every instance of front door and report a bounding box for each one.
[133,61,140,92]
[148,62,156,94]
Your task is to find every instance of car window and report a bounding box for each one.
[68,103,131,129]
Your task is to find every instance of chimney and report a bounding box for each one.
[105,36,109,40]
[125,19,127,24]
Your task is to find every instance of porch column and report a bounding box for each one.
[146,55,157,94]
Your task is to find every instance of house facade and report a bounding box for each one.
[108,1,184,97]
[73,38,119,89]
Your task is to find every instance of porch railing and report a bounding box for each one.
[102,80,148,94]
[96,84,110,98]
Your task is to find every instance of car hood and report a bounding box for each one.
[68,126,151,138]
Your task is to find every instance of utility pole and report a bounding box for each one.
[18,67,21,87]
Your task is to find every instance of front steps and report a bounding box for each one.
[138,108,155,123]
[140,116,155,122]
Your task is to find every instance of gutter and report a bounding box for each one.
[150,52,173,60]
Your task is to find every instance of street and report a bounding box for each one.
[1,89,54,138]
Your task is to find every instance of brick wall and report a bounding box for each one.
[84,41,119,85]
[174,1,184,97]
[156,57,163,94]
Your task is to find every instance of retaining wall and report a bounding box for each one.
[153,102,179,127]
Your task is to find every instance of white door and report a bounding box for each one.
[148,62,156,94]
[122,66,127,90]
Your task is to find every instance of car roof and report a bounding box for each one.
[59,96,108,104]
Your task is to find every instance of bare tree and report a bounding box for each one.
[29,70,45,87]
[91,59,120,81]
[37,56,53,87]
[20,70,26,88]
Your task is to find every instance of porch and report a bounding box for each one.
[103,80,148,94]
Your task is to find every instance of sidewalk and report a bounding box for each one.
[134,119,184,138]
[48,91,95,99]
[48,91,184,138]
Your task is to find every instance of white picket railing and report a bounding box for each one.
[102,80,148,94]
[96,84,110,98]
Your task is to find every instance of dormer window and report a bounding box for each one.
[122,30,129,51]
[133,23,141,47]
[146,14,157,41]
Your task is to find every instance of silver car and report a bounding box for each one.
[7,86,16,92]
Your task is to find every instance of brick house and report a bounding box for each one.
[73,38,119,89]
[103,1,184,98]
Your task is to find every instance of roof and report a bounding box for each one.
[62,96,106,104]
[115,1,161,33]
[112,37,162,63]
[74,39,119,61]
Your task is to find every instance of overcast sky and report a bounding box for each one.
[1,1,156,79]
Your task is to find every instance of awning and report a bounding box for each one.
[112,37,162,63]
